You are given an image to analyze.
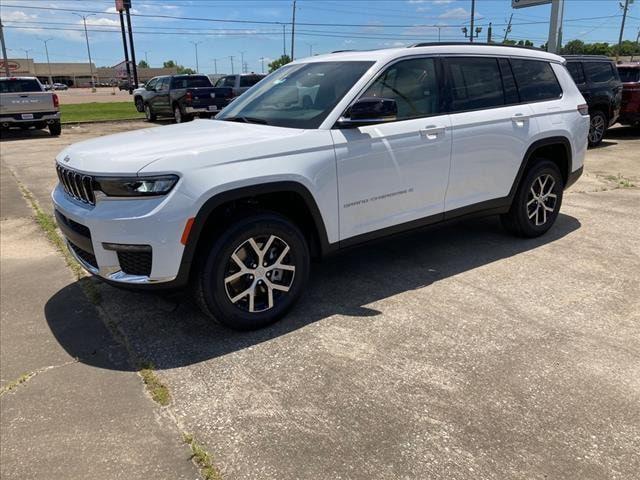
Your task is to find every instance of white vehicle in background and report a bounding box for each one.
[0,76,62,136]
[52,43,587,330]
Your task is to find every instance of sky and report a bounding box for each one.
[1,0,639,75]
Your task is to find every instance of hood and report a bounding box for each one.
[56,120,305,175]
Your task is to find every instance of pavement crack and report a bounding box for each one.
[0,359,79,397]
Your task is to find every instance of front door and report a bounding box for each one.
[332,57,452,241]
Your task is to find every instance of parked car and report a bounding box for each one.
[52,44,587,330]
[564,55,622,146]
[52,82,69,91]
[0,76,62,136]
[213,73,265,94]
[616,63,640,127]
[138,74,220,123]
[118,79,144,91]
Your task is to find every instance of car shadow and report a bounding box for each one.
[45,213,581,372]
[606,125,640,140]
[0,128,53,142]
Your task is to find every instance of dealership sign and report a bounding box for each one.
[512,0,551,8]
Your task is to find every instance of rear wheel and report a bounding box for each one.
[144,103,156,122]
[194,212,310,330]
[588,110,607,147]
[174,104,192,123]
[501,159,563,237]
[49,121,61,136]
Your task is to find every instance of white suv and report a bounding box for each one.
[53,44,588,330]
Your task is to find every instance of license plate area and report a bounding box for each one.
[210,93,216,98]
[208,105,218,112]
[21,113,34,120]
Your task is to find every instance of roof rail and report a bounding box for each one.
[331,49,357,53]
[562,55,611,60]
[409,42,544,52]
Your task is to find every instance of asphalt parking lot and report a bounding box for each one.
[1,121,639,479]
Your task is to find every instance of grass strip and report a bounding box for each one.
[139,362,171,406]
[183,433,223,480]
[60,102,144,123]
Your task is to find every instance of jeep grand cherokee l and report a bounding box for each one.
[52,44,588,330]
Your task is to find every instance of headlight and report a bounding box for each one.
[95,175,179,197]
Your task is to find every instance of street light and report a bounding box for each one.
[190,41,203,73]
[73,13,96,91]
[42,38,53,87]
[305,42,316,56]
[461,26,482,42]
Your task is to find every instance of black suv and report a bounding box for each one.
[564,56,622,146]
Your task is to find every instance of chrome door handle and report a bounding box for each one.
[419,125,445,139]
[511,114,529,126]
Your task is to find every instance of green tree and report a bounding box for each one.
[268,55,292,73]
[163,60,177,68]
[138,60,149,69]
[562,39,586,55]
[177,66,196,74]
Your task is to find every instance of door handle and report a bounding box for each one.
[511,113,529,127]
[419,125,445,139]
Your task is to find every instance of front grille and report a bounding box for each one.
[56,164,96,205]
[117,251,152,276]
[69,242,98,269]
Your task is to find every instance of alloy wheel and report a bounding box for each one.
[589,114,605,144]
[223,235,296,313]
[174,106,182,123]
[526,173,558,226]
[144,105,151,120]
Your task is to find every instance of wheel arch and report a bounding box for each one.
[176,181,333,285]
[509,136,572,199]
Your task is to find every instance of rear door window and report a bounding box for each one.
[0,79,42,93]
[583,62,616,83]
[215,76,236,88]
[171,76,212,89]
[566,62,585,84]
[510,59,562,102]
[445,57,505,112]
[240,75,264,87]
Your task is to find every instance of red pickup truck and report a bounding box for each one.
[616,63,640,127]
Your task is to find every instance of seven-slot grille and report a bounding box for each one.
[56,164,96,205]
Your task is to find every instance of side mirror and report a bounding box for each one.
[337,97,397,127]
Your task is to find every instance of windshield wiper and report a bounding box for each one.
[222,116,269,125]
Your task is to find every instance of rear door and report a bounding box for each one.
[583,61,622,123]
[444,56,541,212]
[333,56,452,240]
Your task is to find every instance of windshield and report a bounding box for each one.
[216,61,374,129]
[617,67,640,83]
[0,79,42,93]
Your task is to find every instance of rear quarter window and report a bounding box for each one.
[616,67,640,83]
[0,79,42,93]
[510,59,562,102]
[583,62,617,83]
[171,76,212,89]
[240,75,264,87]
[566,62,585,84]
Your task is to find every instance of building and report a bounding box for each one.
[1,58,177,87]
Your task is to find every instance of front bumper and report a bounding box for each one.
[52,183,193,286]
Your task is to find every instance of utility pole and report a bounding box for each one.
[282,24,286,56]
[212,58,218,74]
[240,51,246,73]
[616,0,631,62]
[42,38,53,87]
[503,13,513,43]
[0,20,10,76]
[144,51,149,65]
[487,22,492,43]
[290,0,297,60]
[547,0,564,53]
[229,55,234,74]
[118,7,132,93]
[469,0,476,43]
[190,41,203,72]
[305,42,316,56]
[435,26,442,42]
[632,28,640,61]
[125,4,138,88]
[73,13,96,91]
[259,57,265,73]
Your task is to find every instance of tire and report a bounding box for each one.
[144,103,156,122]
[193,212,310,330]
[173,104,192,123]
[588,110,607,147]
[501,159,563,238]
[134,97,144,112]
[49,121,61,136]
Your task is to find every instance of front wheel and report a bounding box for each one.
[134,97,144,112]
[501,159,563,237]
[588,110,607,147]
[194,213,310,330]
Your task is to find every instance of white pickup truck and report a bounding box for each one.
[0,77,61,136]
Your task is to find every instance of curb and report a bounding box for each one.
[62,117,146,126]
